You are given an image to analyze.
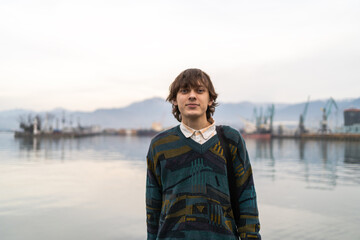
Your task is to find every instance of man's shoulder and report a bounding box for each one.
[149,125,180,146]
[217,124,243,143]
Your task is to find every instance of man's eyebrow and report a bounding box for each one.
[179,83,206,89]
[195,84,207,89]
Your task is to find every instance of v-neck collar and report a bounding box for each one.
[176,125,219,154]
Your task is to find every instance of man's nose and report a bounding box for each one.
[188,89,196,99]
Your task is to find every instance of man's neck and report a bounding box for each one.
[181,117,211,130]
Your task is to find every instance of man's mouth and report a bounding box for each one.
[186,104,199,107]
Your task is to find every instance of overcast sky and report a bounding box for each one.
[1,0,359,111]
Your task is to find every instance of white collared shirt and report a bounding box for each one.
[180,120,217,145]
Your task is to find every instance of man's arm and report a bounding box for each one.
[231,132,261,239]
[146,145,162,240]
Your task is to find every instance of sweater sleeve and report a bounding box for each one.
[232,134,261,240]
[146,144,162,240]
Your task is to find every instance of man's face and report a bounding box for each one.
[173,82,213,123]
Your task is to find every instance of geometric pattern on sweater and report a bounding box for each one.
[146,125,261,240]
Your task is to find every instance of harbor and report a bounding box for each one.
[13,112,164,138]
[5,97,359,240]
[241,97,360,141]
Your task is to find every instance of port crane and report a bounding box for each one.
[319,97,338,133]
[296,96,310,136]
[266,104,275,134]
[250,104,275,134]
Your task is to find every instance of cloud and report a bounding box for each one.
[1,0,359,110]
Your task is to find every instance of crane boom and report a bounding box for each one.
[303,96,310,120]
[326,97,338,117]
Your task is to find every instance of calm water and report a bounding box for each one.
[0,132,359,240]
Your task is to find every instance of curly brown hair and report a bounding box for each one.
[166,68,218,122]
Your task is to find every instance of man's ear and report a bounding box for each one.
[208,100,213,106]
[172,100,178,106]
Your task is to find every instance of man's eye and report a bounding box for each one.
[180,89,188,93]
[197,89,205,93]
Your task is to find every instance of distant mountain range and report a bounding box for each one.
[1,97,359,131]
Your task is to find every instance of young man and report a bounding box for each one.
[146,69,261,240]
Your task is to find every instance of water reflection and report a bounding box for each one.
[1,133,360,240]
[12,135,152,163]
[245,138,360,188]
[299,140,305,160]
[253,139,274,160]
[8,134,360,187]
[344,141,360,164]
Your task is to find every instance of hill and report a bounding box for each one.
[1,97,359,131]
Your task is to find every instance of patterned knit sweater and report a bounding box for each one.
[146,125,261,240]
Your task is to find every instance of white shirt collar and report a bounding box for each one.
[180,120,216,140]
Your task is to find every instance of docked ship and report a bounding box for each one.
[240,104,274,139]
[136,122,163,137]
[14,113,101,138]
